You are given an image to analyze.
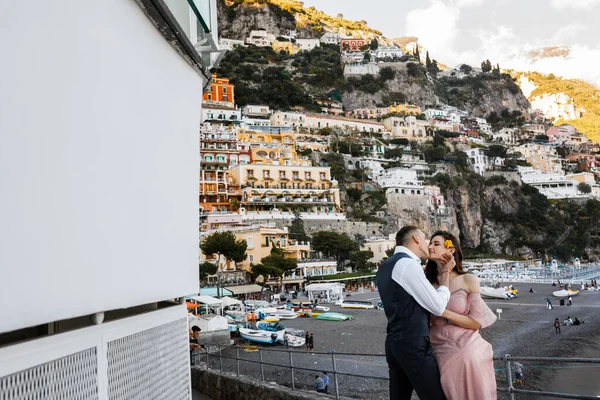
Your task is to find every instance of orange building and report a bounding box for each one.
[203,74,235,105]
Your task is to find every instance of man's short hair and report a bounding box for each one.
[191,326,201,332]
[395,225,419,246]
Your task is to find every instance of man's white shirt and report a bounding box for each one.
[390,246,450,316]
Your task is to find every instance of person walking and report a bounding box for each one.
[554,318,561,334]
[305,332,310,350]
[321,371,330,394]
[308,333,314,352]
[513,361,524,386]
[546,297,553,310]
[376,225,453,400]
[568,295,572,306]
[314,375,326,393]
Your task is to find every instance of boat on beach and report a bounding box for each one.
[238,328,279,344]
[552,289,579,298]
[315,312,354,321]
[256,321,304,338]
[335,300,374,309]
[480,287,517,299]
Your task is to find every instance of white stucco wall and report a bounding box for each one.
[0,1,202,333]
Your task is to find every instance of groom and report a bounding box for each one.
[376,225,453,400]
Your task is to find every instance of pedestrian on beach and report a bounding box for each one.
[426,231,498,400]
[305,332,310,350]
[513,361,524,386]
[283,334,289,347]
[308,333,314,352]
[568,295,572,306]
[321,371,330,394]
[314,375,326,393]
[554,318,561,333]
[546,297,553,310]
[376,225,453,400]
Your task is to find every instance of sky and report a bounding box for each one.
[301,0,600,87]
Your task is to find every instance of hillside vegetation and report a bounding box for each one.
[517,72,600,143]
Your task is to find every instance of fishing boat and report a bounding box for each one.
[256,307,298,320]
[256,321,304,338]
[480,287,515,300]
[315,312,354,321]
[238,328,279,344]
[336,300,374,309]
[552,289,579,298]
[277,332,305,347]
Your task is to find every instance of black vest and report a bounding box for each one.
[376,252,430,340]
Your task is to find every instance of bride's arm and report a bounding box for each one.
[441,309,481,330]
[441,274,483,330]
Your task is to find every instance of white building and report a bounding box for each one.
[0,0,220,398]
[344,63,380,76]
[201,104,241,123]
[374,46,403,59]
[219,37,246,50]
[424,109,448,119]
[246,30,276,47]
[341,52,365,64]
[519,167,585,199]
[296,38,320,51]
[270,111,307,127]
[242,104,271,118]
[492,127,519,144]
[467,148,492,176]
[374,167,422,188]
[320,32,343,44]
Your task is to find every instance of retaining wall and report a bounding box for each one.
[191,367,331,400]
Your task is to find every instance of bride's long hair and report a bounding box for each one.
[425,231,466,285]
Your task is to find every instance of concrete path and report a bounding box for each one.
[192,389,213,400]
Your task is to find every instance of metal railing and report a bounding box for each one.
[193,347,600,399]
[495,354,600,400]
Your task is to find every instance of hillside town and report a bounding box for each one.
[199,29,600,298]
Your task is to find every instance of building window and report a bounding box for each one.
[247,237,254,249]
[249,255,254,262]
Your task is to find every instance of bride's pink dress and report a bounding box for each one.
[430,289,497,400]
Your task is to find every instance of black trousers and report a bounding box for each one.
[385,337,446,400]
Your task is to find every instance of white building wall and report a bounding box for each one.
[0,0,202,334]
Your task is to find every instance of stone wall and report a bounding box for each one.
[246,219,386,238]
[191,368,329,400]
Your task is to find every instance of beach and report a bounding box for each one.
[224,281,600,399]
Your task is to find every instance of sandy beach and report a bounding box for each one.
[219,281,600,399]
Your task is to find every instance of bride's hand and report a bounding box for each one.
[440,253,456,273]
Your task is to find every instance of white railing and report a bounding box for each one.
[0,305,190,400]
[241,211,346,221]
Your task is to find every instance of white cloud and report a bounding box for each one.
[550,0,600,8]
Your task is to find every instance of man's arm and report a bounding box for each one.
[392,258,450,316]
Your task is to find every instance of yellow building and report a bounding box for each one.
[272,40,299,55]
[200,224,310,272]
[513,143,563,174]
[388,104,422,115]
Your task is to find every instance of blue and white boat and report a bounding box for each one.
[238,328,278,344]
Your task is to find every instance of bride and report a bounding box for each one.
[425,231,497,400]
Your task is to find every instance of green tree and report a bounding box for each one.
[481,59,492,73]
[349,250,375,271]
[413,45,420,62]
[199,262,218,282]
[487,144,507,158]
[459,64,473,74]
[289,210,309,242]
[455,151,469,167]
[200,231,248,297]
[252,247,298,294]
[379,66,396,81]
[384,148,404,160]
[370,38,379,50]
[578,183,592,194]
[424,146,446,162]
[311,231,357,269]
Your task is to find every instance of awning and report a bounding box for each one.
[189,295,223,305]
[225,284,264,295]
[221,296,243,307]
